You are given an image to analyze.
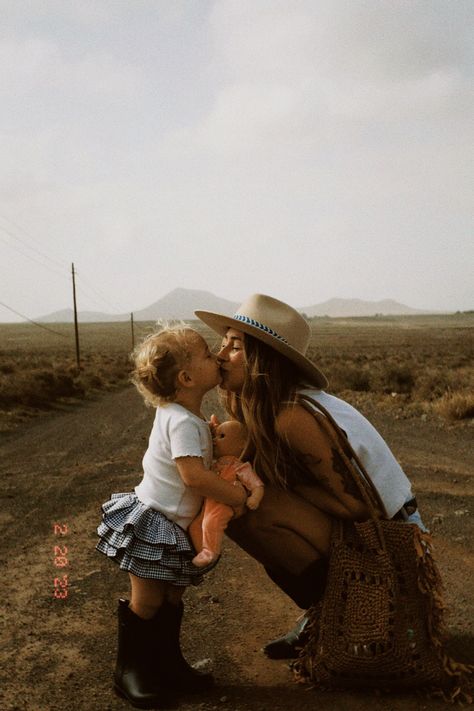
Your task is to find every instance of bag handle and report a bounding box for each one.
[297,394,389,550]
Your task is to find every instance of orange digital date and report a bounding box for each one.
[53,523,69,599]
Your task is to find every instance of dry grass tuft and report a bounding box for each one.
[432,391,474,421]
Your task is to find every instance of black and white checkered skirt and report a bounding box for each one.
[96,492,209,585]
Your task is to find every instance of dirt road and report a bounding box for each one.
[0,387,473,711]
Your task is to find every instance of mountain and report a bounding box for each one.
[36,290,434,323]
[37,289,239,323]
[302,298,430,318]
[38,308,128,323]
[132,288,239,321]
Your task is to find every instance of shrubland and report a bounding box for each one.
[0,313,472,432]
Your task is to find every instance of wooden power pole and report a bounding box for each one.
[131,312,135,350]
[71,263,80,369]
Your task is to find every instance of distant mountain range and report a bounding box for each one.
[37,288,434,323]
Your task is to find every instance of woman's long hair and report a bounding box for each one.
[222,334,313,488]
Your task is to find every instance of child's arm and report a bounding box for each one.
[175,456,247,510]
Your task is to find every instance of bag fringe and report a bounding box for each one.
[415,528,473,704]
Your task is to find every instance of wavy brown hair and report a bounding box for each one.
[222,334,314,488]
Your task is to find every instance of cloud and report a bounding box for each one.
[0,1,472,319]
[0,36,145,101]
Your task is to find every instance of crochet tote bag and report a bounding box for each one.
[293,396,473,703]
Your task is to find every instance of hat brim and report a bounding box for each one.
[194,309,328,389]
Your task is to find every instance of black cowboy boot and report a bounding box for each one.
[114,599,174,709]
[263,559,328,659]
[263,614,310,659]
[153,601,214,692]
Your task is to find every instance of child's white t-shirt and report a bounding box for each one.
[134,403,213,530]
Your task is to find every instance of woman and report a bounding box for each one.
[195,294,424,659]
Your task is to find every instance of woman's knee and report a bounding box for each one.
[227,486,332,558]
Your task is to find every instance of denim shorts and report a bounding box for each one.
[405,509,429,533]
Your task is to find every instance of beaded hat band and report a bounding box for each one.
[195,293,328,389]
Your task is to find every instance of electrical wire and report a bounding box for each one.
[0,214,129,318]
[75,271,126,315]
[0,300,68,337]
[0,230,69,282]
[0,213,68,270]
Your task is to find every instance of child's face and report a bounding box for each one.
[213,421,245,459]
[186,331,222,393]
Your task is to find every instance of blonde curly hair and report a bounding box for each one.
[131,325,198,406]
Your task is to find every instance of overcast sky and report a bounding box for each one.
[0,0,472,323]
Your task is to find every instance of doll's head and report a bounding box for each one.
[213,420,246,459]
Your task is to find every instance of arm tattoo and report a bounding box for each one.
[331,447,364,502]
[300,452,332,490]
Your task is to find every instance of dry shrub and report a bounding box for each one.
[380,364,416,394]
[0,362,16,374]
[433,391,474,421]
[82,373,104,390]
[326,364,371,393]
[414,368,459,401]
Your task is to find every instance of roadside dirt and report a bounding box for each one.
[0,387,472,711]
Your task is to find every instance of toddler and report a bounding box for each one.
[96,326,247,709]
[189,420,264,567]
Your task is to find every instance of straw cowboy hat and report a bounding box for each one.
[195,293,328,389]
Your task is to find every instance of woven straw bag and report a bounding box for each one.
[293,396,473,703]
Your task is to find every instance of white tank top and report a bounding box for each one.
[297,388,413,518]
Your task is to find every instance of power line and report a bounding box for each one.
[0,229,69,282]
[75,272,126,315]
[0,300,68,337]
[0,213,68,270]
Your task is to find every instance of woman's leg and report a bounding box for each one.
[227,485,333,657]
[227,485,332,574]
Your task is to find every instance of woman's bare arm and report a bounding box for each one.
[276,405,369,520]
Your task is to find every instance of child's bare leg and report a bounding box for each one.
[129,573,167,619]
[166,584,186,606]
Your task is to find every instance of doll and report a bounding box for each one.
[189,421,264,567]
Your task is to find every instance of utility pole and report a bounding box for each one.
[131,312,135,350]
[71,263,80,369]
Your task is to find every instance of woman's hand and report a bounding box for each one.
[209,414,220,437]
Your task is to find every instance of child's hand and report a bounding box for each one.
[231,481,247,519]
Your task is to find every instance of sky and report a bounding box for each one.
[0,0,472,323]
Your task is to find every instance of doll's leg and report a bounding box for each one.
[201,500,233,557]
[188,507,204,554]
[192,499,233,567]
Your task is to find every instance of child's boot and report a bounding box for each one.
[114,599,175,709]
[153,601,214,692]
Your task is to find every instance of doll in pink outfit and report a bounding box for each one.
[189,421,264,567]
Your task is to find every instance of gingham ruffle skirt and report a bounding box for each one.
[96,492,208,585]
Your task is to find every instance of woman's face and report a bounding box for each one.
[216,328,245,393]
